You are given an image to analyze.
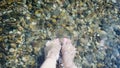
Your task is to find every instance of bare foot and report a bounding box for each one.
[61,38,77,68]
[45,38,61,60]
[61,38,76,60]
[41,39,61,68]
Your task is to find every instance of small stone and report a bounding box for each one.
[22,57,27,62]
[15,59,18,63]
[10,43,17,48]
[17,31,22,35]
[114,28,120,35]
[52,19,56,23]
[26,16,30,20]
[111,0,116,3]
[97,63,104,68]
[31,21,37,25]
[38,1,41,4]
[0,28,2,32]
[29,21,38,31]
[65,26,74,31]
[9,48,15,53]
[73,31,78,39]
[35,10,42,17]
[33,47,40,55]
[0,53,3,58]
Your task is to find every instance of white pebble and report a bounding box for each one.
[112,0,116,3]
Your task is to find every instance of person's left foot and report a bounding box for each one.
[44,38,61,60]
[61,38,76,60]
